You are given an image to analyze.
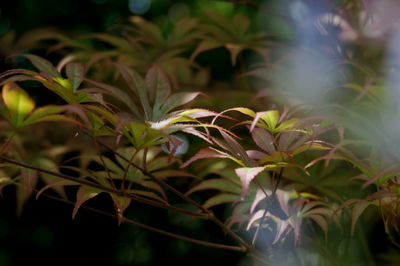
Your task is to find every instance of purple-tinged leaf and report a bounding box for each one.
[219,130,255,167]
[273,219,290,244]
[250,189,268,213]
[72,186,103,219]
[84,78,141,118]
[246,150,268,160]
[114,63,151,120]
[251,128,275,154]
[20,54,60,77]
[246,209,266,231]
[235,167,266,198]
[146,66,171,107]
[181,147,230,168]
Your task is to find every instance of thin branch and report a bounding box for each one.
[37,191,246,252]
[82,135,263,258]
[85,133,209,213]
[0,156,207,218]
[85,134,257,254]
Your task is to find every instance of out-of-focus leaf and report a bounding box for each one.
[159,92,200,115]
[203,193,239,209]
[20,54,61,77]
[293,142,331,156]
[66,63,85,92]
[191,39,221,61]
[186,178,241,195]
[351,200,371,235]
[261,110,280,130]
[2,82,35,127]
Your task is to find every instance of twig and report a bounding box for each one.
[37,191,246,252]
[0,156,207,218]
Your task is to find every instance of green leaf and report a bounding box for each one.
[21,105,63,125]
[2,82,35,127]
[203,193,239,209]
[159,92,200,115]
[351,201,371,235]
[186,179,241,195]
[293,142,331,156]
[261,110,280,130]
[66,63,85,92]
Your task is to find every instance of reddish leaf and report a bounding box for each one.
[72,186,103,219]
[251,128,276,154]
[181,147,230,168]
[235,167,266,198]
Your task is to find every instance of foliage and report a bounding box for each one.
[1,0,400,265]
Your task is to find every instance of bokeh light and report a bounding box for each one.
[128,0,152,15]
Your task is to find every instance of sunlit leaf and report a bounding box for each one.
[2,82,35,126]
[235,167,266,197]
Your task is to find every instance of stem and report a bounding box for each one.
[94,141,117,191]
[35,190,246,252]
[0,156,207,218]
[86,135,257,255]
[86,133,208,213]
[121,148,140,191]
